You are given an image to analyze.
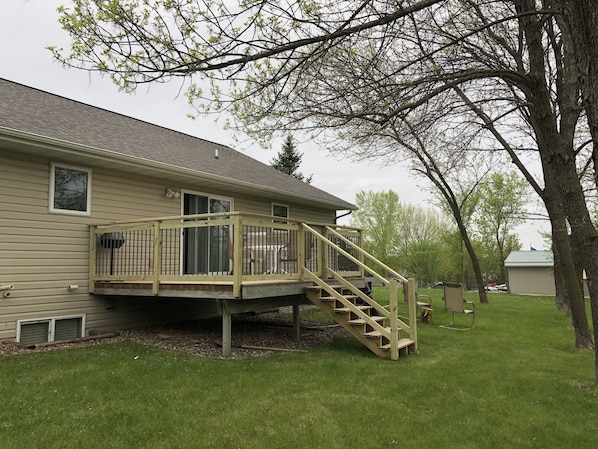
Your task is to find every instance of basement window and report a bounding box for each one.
[17,315,85,345]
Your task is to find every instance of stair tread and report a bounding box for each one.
[306,282,415,359]
[334,305,372,313]
[363,328,392,338]
[320,294,358,299]
[320,295,358,302]
[380,338,415,350]
[348,316,385,325]
[308,284,344,290]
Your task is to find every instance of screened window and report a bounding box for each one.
[50,163,91,215]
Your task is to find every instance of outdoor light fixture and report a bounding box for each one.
[165,188,180,199]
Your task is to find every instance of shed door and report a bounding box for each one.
[183,193,231,274]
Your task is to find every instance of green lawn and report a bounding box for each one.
[1,289,597,449]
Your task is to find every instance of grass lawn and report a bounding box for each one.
[1,289,597,448]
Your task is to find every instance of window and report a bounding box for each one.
[272,203,289,222]
[49,163,91,215]
[17,315,85,345]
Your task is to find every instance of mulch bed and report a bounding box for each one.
[1,307,348,359]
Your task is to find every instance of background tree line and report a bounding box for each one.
[351,169,527,287]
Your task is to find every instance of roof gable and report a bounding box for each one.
[0,78,355,210]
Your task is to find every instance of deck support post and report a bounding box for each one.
[389,279,399,361]
[292,304,301,342]
[222,309,232,357]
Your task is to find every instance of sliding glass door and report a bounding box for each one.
[183,193,232,275]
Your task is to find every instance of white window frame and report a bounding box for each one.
[272,203,289,222]
[180,189,234,216]
[16,314,86,343]
[49,162,92,216]
[180,190,235,275]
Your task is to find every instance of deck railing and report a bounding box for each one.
[89,212,364,297]
[89,212,418,358]
[302,224,417,357]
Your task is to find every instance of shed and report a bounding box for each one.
[504,251,554,295]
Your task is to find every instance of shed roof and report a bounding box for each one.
[504,250,553,268]
[0,78,355,210]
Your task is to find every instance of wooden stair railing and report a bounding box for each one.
[298,222,418,360]
[303,273,416,359]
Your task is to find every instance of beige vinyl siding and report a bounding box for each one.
[1,148,342,340]
[506,267,556,295]
[179,179,339,223]
[0,151,192,340]
[232,195,336,223]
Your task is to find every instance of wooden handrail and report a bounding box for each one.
[89,213,365,295]
[301,223,417,356]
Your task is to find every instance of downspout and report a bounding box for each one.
[335,209,353,224]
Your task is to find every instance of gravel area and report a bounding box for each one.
[1,306,349,359]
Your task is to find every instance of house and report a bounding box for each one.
[504,251,554,295]
[0,78,418,359]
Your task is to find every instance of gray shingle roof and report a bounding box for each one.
[0,78,354,210]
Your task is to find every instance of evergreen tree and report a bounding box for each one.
[270,135,312,183]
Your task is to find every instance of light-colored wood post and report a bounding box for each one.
[222,305,232,357]
[318,226,328,277]
[407,277,418,353]
[358,229,365,278]
[232,215,243,298]
[88,225,97,294]
[293,304,301,342]
[297,224,305,276]
[389,278,399,360]
[152,221,162,295]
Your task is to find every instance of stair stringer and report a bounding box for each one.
[303,269,414,359]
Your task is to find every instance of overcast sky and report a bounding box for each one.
[0,0,548,249]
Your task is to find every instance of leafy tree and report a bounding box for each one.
[351,190,400,268]
[351,189,450,281]
[403,239,443,286]
[53,0,598,377]
[474,172,527,282]
[432,171,486,287]
[270,135,312,183]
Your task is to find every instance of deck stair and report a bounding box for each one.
[299,223,420,360]
[303,274,416,359]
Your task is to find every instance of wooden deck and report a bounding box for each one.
[88,213,418,359]
[93,279,319,300]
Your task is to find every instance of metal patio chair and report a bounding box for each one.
[441,282,476,329]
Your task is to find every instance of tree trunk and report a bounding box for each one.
[563,0,598,384]
[454,211,489,304]
[553,243,572,316]
[516,0,594,350]
[543,186,594,350]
